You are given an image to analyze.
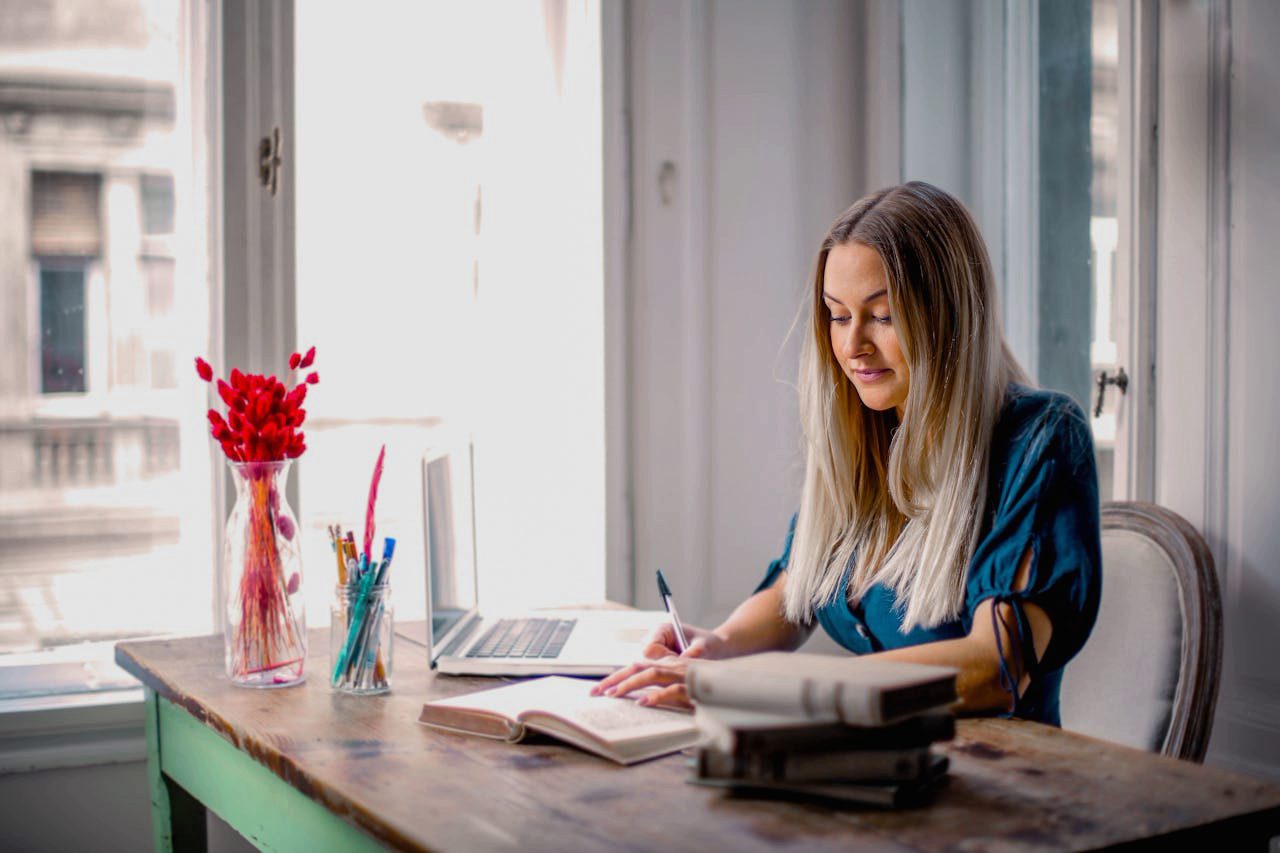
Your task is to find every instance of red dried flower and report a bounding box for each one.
[197,345,318,463]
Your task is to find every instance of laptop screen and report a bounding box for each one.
[422,445,478,648]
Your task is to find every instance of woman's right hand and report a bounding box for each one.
[588,621,728,708]
[639,621,726,661]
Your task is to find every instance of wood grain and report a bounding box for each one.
[117,628,1279,851]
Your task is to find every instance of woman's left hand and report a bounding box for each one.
[589,654,697,709]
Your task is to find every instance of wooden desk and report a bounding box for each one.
[116,630,1280,852]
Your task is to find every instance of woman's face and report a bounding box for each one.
[823,242,909,418]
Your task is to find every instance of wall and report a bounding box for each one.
[625,0,864,629]
[1204,0,1280,782]
[0,760,253,852]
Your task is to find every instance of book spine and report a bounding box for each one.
[697,747,934,783]
[688,669,883,724]
[730,715,956,755]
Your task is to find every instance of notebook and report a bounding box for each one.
[410,442,669,676]
[418,675,700,764]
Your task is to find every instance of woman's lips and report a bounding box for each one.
[853,368,891,382]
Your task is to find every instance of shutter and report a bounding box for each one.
[31,171,103,257]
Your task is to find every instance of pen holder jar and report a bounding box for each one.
[330,582,393,694]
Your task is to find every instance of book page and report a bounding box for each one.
[426,676,694,743]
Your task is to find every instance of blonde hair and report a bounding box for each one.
[784,182,1030,630]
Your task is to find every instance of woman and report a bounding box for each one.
[594,181,1101,725]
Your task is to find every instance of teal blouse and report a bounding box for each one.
[756,385,1102,726]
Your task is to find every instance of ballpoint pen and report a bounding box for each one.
[655,570,690,654]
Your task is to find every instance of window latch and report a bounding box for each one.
[258,126,282,197]
[1093,366,1129,418]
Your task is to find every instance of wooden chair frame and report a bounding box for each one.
[1101,501,1223,761]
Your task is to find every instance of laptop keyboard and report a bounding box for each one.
[465,618,577,659]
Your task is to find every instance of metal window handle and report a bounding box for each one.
[1094,366,1129,418]
[259,126,282,197]
[657,160,677,206]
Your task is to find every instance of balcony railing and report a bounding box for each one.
[0,417,179,492]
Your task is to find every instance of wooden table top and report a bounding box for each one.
[116,628,1280,852]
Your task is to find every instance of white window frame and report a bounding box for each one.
[1111,0,1158,502]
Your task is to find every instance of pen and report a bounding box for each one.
[655,570,690,654]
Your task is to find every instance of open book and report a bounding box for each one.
[418,676,700,765]
[686,653,958,726]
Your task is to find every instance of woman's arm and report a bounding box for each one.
[876,546,1052,713]
[874,598,1052,713]
[709,571,812,656]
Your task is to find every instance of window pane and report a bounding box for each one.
[294,2,491,629]
[140,173,175,235]
[1032,0,1121,501]
[294,1,606,621]
[39,265,87,393]
[0,0,214,697]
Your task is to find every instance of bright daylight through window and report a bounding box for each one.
[0,0,213,699]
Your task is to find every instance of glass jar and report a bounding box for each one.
[330,582,393,694]
[223,460,306,687]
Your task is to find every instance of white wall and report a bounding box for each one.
[1204,0,1280,782]
[625,0,864,628]
[1145,0,1280,783]
[0,760,254,851]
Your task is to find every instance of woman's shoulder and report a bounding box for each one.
[995,383,1094,466]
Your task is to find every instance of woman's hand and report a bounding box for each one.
[589,622,726,710]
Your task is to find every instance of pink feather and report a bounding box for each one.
[362,444,386,562]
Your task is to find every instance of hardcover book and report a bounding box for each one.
[694,704,955,755]
[686,653,958,726]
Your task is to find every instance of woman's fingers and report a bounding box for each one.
[637,683,692,710]
[590,662,642,696]
[598,657,687,699]
[642,640,676,659]
[641,623,680,659]
[683,637,709,658]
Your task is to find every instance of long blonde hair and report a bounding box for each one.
[784,182,1030,630]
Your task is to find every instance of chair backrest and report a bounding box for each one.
[1059,502,1222,761]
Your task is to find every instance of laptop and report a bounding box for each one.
[418,442,669,676]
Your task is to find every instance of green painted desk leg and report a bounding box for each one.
[145,687,209,853]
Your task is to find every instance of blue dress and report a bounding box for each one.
[756,385,1102,725]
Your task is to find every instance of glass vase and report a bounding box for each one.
[223,460,306,687]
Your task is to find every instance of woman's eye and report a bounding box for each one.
[872,314,892,325]
[830,315,851,325]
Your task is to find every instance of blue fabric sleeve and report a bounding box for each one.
[754,512,799,594]
[965,394,1102,679]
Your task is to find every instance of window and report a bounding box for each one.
[0,0,214,700]
[900,0,1135,503]
[293,1,608,621]
[139,173,175,235]
[38,263,88,394]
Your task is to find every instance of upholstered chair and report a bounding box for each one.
[1059,502,1223,761]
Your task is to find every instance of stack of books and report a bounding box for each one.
[685,653,958,807]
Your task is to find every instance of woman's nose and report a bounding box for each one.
[837,322,871,359]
